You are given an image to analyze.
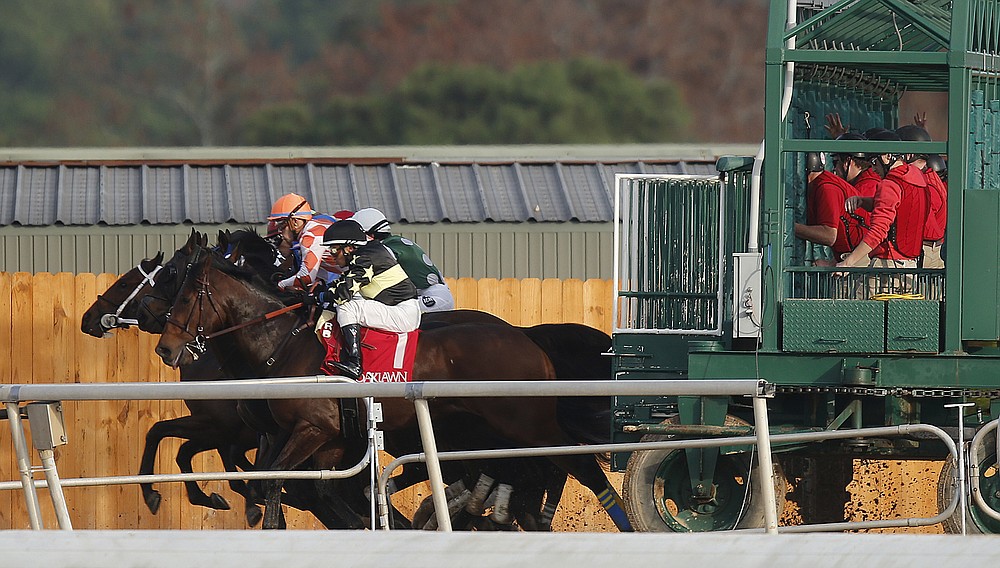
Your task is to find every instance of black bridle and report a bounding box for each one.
[162,246,306,367]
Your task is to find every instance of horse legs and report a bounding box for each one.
[174,440,231,510]
[218,444,263,527]
[261,422,342,530]
[139,416,227,514]
[547,454,633,532]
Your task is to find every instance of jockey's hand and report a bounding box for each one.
[303,290,326,307]
[305,282,333,307]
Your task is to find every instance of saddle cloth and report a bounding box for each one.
[316,311,420,382]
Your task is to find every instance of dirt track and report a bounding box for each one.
[394,460,946,532]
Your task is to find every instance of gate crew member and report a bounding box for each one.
[266,193,336,291]
[350,207,455,312]
[837,130,929,293]
[310,219,421,380]
[795,132,871,265]
[897,124,947,268]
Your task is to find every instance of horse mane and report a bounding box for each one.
[203,245,301,306]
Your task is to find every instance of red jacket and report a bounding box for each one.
[923,168,947,242]
[807,171,869,255]
[863,163,929,260]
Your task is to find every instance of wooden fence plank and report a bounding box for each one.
[8,273,34,527]
[11,273,35,385]
[540,278,564,323]
[496,278,521,325]
[519,278,542,326]
[71,272,99,528]
[476,278,500,317]
[583,279,612,334]
[561,279,585,324]
[451,277,478,310]
[0,272,13,527]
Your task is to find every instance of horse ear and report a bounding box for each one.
[153,251,164,264]
[198,232,209,248]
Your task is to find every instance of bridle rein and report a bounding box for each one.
[163,246,306,367]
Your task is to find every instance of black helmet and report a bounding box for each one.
[834,132,867,159]
[862,127,893,139]
[926,154,947,175]
[896,124,932,142]
[864,128,902,177]
[322,219,368,247]
[863,128,901,156]
[896,124,945,171]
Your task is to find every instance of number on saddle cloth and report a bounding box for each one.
[314,312,420,382]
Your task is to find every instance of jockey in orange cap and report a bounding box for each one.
[267,193,344,291]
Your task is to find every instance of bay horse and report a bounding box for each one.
[80,228,307,527]
[152,244,633,531]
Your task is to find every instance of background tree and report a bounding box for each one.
[243,59,688,145]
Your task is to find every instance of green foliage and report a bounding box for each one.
[246,58,690,145]
[242,102,318,146]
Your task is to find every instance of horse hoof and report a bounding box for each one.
[246,505,263,528]
[209,493,231,511]
[144,492,162,515]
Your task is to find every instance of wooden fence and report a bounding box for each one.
[0,272,614,530]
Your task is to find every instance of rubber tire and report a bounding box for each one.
[938,451,1000,534]
[622,415,787,532]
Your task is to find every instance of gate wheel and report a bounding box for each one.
[621,414,786,532]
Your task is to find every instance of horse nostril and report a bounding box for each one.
[155,346,172,360]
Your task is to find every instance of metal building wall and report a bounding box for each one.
[0,221,612,280]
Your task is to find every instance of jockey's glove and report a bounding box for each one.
[304,281,334,308]
[303,291,329,308]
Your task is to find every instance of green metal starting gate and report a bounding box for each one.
[613,0,1000,534]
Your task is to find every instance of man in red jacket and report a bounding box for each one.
[897,124,947,268]
[795,133,871,265]
[837,130,929,296]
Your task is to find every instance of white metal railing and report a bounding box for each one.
[0,377,777,533]
[3,376,988,534]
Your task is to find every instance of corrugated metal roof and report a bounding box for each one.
[0,145,754,227]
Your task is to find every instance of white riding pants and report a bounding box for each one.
[336,297,422,332]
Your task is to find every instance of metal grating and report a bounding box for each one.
[613,174,726,334]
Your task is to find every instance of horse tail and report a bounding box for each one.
[520,323,614,460]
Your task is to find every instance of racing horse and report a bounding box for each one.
[79,232,511,529]
[80,228,318,527]
[152,244,633,531]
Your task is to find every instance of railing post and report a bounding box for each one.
[945,402,976,534]
[5,403,43,529]
[413,398,451,531]
[752,390,779,534]
[366,397,382,531]
[36,449,72,530]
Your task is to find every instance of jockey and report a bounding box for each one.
[266,193,336,291]
[350,207,456,312]
[311,219,421,380]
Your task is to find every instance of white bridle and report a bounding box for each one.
[99,261,164,330]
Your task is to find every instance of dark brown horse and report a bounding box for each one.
[153,245,632,531]
[80,228,298,527]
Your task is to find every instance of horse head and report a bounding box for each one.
[134,230,210,333]
[80,251,166,337]
[153,243,289,369]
